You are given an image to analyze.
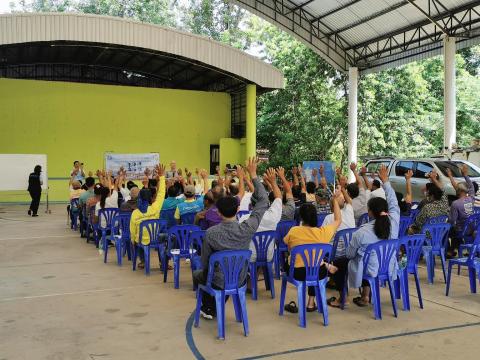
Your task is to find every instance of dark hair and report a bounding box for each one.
[427,183,443,200]
[216,196,238,218]
[211,186,224,203]
[292,185,301,199]
[149,187,157,202]
[299,203,317,227]
[473,181,479,194]
[367,197,390,239]
[73,161,79,166]
[126,181,137,190]
[395,192,409,214]
[211,180,218,188]
[148,179,158,188]
[229,184,239,196]
[81,183,88,191]
[268,191,275,203]
[204,192,214,205]
[139,188,152,202]
[34,165,42,174]
[167,186,178,197]
[346,183,360,199]
[372,179,381,189]
[306,181,316,194]
[94,184,103,196]
[100,187,110,209]
[85,177,95,188]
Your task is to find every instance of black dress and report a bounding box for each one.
[28,172,42,215]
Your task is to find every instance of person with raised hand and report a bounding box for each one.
[344,164,399,308]
[130,163,166,269]
[193,157,269,320]
[347,163,368,223]
[277,166,295,221]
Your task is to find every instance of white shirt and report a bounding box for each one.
[323,203,356,231]
[95,191,118,227]
[369,187,386,200]
[120,187,130,202]
[352,188,368,222]
[239,192,253,211]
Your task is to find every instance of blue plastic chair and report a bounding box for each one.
[194,250,251,340]
[236,210,251,221]
[396,235,426,311]
[473,206,480,214]
[331,228,357,260]
[399,216,413,237]
[164,224,201,289]
[426,215,449,224]
[274,220,297,279]
[409,207,420,220]
[180,211,197,225]
[109,212,132,266]
[160,209,176,228]
[70,198,80,230]
[458,213,480,260]
[279,243,332,327]
[317,213,329,227]
[356,213,370,227]
[362,239,399,320]
[190,230,206,286]
[132,219,168,275]
[98,208,119,262]
[421,223,451,284]
[249,231,276,300]
[86,206,97,244]
[446,229,480,296]
[79,204,88,237]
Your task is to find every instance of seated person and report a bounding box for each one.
[162,185,185,212]
[120,187,140,212]
[130,164,166,269]
[204,185,225,229]
[348,163,368,222]
[314,188,331,214]
[395,169,414,216]
[79,177,95,207]
[86,184,102,215]
[174,170,209,223]
[283,198,341,312]
[323,175,355,235]
[195,192,215,229]
[193,157,269,319]
[360,167,386,200]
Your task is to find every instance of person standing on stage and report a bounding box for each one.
[28,165,43,217]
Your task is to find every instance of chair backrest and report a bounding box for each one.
[190,230,206,253]
[88,206,95,224]
[426,215,448,225]
[461,213,480,238]
[236,210,250,221]
[160,209,177,228]
[398,235,425,272]
[317,213,330,227]
[168,224,201,254]
[473,206,480,215]
[70,198,79,209]
[180,211,197,225]
[206,250,252,290]
[276,220,297,248]
[357,213,370,227]
[363,239,398,280]
[399,216,413,237]
[251,231,277,263]
[421,223,451,251]
[409,208,420,220]
[289,243,332,282]
[467,226,480,261]
[139,219,168,244]
[332,227,357,259]
[98,208,119,230]
[116,212,132,240]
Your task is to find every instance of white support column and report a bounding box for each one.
[348,67,358,182]
[444,36,456,152]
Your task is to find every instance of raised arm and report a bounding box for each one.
[236,165,246,200]
[312,168,319,189]
[446,167,458,191]
[151,164,166,212]
[361,167,372,191]
[461,164,475,196]
[277,167,293,199]
[200,169,209,195]
[339,175,352,205]
[292,166,299,187]
[350,163,364,189]
[266,167,281,200]
[245,171,255,193]
[428,169,443,190]
[404,169,413,204]
[329,196,342,230]
[319,165,328,189]
[379,164,400,238]
[298,165,307,194]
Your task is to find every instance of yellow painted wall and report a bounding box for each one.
[0,78,231,202]
[219,138,246,171]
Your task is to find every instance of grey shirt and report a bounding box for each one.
[281,198,296,221]
[201,177,269,288]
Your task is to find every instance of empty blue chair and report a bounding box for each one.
[274,220,297,279]
[194,250,251,340]
[132,219,168,275]
[396,235,426,311]
[109,212,132,266]
[426,215,448,225]
[160,209,176,228]
[421,223,451,284]
[180,211,197,225]
[236,210,250,221]
[317,213,329,227]
[357,213,370,227]
[399,216,413,237]
[362,239,399,320]
[458,213,480,260]
[164,224,201,288]
[279,243,332,327]
[446,229,480,296]
[98,208,119,262]
[70,198,80,230]
[249,231,276,300]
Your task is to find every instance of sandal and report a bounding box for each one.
[353,296,368,307]
[327,296,342,308]
[306,304,317,312]
[284,301,298,313]
[137,262,145,270]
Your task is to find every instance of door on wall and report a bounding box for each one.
[210,145,219,175]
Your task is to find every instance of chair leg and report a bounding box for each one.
[132,245,138,271]
[238,289,249,336]
[274,249,280,280]
[144,246,150,276]
[468,267,477,294]
[232,294,242,322]
[318,284,329,326]
[173,256,180,289]
[399,270,410,311]
[387,279,398,318]
[116,239,122,266]
[297,284,306,328]
[439,249,447,283]
[103,234,108,264]
[279,278,287,316]
[215,292,226,340]
[194,288,202,328]
[126,240,132,261]
[446,262,453,296]
[266,264,275,299]
[423,249,433,284]
[264,266,271,291]
[370,278,382,320]
[413,271,423,309]
[250,264,258,300]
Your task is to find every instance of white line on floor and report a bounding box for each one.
[0,284,158,302]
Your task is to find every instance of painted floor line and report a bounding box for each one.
[186,312,206,360]
[236,321,480,360]
[0,283,158,302]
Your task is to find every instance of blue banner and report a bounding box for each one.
[302,161,336,184]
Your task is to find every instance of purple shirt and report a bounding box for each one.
[205,205,222,229]
[450,176,475,233]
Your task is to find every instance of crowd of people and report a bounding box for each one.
[52,156,479,320]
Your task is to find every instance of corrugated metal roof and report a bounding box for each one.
[0,12,284,89]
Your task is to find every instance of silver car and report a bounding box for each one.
[364,157,480,202]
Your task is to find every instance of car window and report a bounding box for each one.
[435,161,480,177]
[395,161,414,176]
[415,162,433,178]
[366,161,391,174]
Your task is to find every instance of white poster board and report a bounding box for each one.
[0,154,48,191]
[105,153,159,180]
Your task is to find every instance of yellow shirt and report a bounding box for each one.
[130,176,166,245]
[70,189,84,200]
[284,224,336,268]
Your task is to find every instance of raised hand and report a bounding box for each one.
[312,168,318,178]
[335,167,342,178]
[461,164,469,177]
[144,167,151,178]
[155,164,166,177]
[245,157,259,179]
[360,166,367,176]
[349,162,357,172]
[291,166,298,176]
[339,175,348,188]
[265,167,277,183]
[429,169,439,181]
[276,166,286,179]
[236,165,245,179]
[446,167,453,178]
[319,165,325,176]
[378,164,389,184]
[405,169,413,180]
[200,169,208,179]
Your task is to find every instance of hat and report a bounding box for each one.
[315,188,330,199]
[185,185,195,196]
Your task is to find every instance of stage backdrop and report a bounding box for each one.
[0,78,231,202]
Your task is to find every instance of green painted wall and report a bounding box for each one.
[0,78,231,202]
[219,138,246,171]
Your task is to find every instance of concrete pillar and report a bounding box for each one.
[444,36,456,151]
[246,84,257,159]
[348,67,358,181]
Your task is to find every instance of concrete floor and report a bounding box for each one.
[1,204,479,360]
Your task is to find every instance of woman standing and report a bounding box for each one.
[28,165,42,217]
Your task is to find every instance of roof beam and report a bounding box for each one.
[310,0,362,24]
[406,0,449,36]
[284,0,316,15]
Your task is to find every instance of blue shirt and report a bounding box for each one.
[175,196,204,219]
[162,196,184,211]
